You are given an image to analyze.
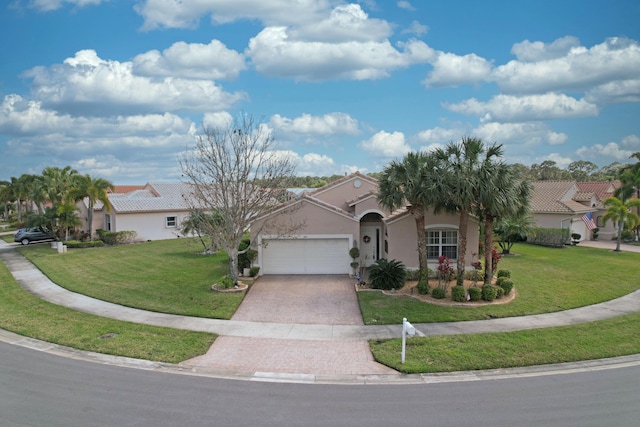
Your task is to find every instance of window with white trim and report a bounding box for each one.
[166,216,177,228]
[426,230,458,259]
[104,214,112,231]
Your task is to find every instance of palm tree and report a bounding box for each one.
[56,202,81,241]
[435,137,503,286]
[494,213,537,255]
[0,180,11,221]
[476,162,532,285]
[42,166,78,206]
[69,174,114,240]
[378,152,446,280]
[602,196,640,252]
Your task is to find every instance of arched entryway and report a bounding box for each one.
[359,212,384,267]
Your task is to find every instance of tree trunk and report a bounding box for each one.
[456,210,469,286]
[225,245,240,285]
[615,221,622,252]
[88,202,94,241]
[414,212,428,281]
[483,215,495,285]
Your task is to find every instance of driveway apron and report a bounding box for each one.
[183,275,397,376]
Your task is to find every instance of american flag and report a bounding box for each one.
[581,212,597,230]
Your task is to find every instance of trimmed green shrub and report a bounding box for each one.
[497,269,511,279]
[527,227,570,248]
[464,269,483,281]
[416,278,429,295]
[249,266,260,277]
[481,285,497,302]
[497,278,514,295]
[468,286,481,301]
[369,259,407,290]
[65,240,105,248]
[451,285,466,302]
[431,287,446,299]
[496,286,504,299]
[96,229,137,245]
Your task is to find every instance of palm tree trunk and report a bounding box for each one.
[483,215,495,285]
[616,221,622,252]
[414,212,428,281]
[456,210,469,286]
[88,202,94,241]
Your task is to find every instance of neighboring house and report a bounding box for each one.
[530,180,620,241]
[77,183,194,241]
[250,172,480,275]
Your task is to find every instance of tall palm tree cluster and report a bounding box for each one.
[0,167,113,241]
[606,152,640,251]
[378,137,531,286]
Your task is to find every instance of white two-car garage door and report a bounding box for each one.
[261,238,350,275]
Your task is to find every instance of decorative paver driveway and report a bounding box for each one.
[183,275,398,376]
[231,275,364,325]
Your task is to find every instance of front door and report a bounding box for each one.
[360,225,380,267]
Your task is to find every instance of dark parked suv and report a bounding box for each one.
[14,227,55,245]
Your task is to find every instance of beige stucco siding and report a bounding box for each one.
[112,211,189,241]
[312,177,377,211]
[252,200,359,244]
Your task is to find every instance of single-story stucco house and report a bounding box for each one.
[530,180,620,241]
[249,172,480,275]
[77,182,194,241]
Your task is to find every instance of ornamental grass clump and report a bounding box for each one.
[368,259,407,291]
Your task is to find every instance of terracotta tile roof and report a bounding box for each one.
[109,185,146,194]
[530,181,591,214]
[307,171,377,197]
[572,191,595,202]
[347,189,377,207]
[576,181,620,200]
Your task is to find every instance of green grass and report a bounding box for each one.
[370,312,640,373]
[0,260,216,363]
[17,238,244,319]
[359,243,640,325]
[1,234,13,244]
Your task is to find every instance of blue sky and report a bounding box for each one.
[1,0,639,184]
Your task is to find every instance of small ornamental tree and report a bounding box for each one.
[436,255,455,291]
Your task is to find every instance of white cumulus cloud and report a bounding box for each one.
[423,51,493,87]
[132,40,246,80]
[22,49,247,116]
[445,93,599,122]
[359,130,412,158]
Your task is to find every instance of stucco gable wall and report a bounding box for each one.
[251,200,358,244]
[354,197,387,217]
[312,177,377,211]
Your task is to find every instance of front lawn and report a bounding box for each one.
[0,260,215,363]
[17,238,244,319]
[370,311,640,373]
[359,243,640,324]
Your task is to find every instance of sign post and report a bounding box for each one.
[401,317,415,364]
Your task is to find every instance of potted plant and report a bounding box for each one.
[571,233,581,245]
[349,246,360,276]
[592,227,599,240]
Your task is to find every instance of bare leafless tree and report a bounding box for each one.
[179,113,298,284]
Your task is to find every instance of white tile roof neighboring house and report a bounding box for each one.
[108,183,194,213]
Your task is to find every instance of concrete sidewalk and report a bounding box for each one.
[2,240,639,340]
[1,238,640,382]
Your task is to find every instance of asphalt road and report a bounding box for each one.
[2,342,639,427]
